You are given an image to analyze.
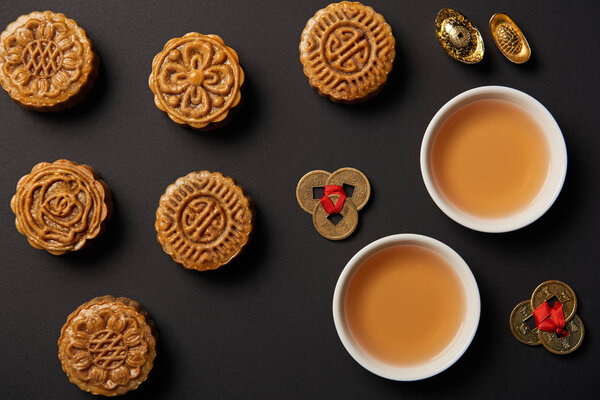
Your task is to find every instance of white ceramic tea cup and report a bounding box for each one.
[332,234,480,381]
[420,86,567,233]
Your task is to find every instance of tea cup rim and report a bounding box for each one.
[332,233,480,381]
[420,85,567,233]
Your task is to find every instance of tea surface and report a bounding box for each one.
[431,99,550,217]
[345,245,465,366]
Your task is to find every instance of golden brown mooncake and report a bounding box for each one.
[0,11,98,111]
[10,159,112,255]
[299,2,395,103]
[58,296,157,396]
[155,171,253,271]
[149,32,244,130]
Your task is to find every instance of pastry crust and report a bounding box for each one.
[10,159,112,255]
[155,171,254,271]
[299,2,395,103]
[58,296,157,396]
[149,33,244,130]
[0,11,98,111]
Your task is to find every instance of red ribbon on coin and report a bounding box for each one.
[533,300,569,337]
[319,185,346,214]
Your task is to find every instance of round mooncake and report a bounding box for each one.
[299,1,395,103]
[149,33,244,130]
[58,296,157,396]
[10,159,112,255]
[155,171,253,271]
[0,11,98,111]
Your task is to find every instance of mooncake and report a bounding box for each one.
[149,33,244,130]
[58,296,157,396]
[0,11,98,111]
[10,159,112,255]
[155,171,253,270]
[299,2,395,103]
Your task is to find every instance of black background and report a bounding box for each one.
[0,0,598,398]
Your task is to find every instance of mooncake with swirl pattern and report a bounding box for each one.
[10,159,111,255]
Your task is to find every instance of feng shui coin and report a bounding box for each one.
[312,198,358,240]
[325,167,371,211]
[538,314,584,355]
[509,300,540,346]
[531,280,577,322]
[296,170,331,214]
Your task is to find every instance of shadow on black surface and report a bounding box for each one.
[180,72,259,141]
[374,273,493,394]
[516,51,539,73]
[194,202,268,283]
[468,117,580,248]
[29,52,110,122]
[333,39,410,115]
[124,325,175,399]
[58,193,124,267]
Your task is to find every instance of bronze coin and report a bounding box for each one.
[538,314,584,355]
[325,167,370,211]
[296,170,331,214]
[531,280,577,322]
[509,300,540,346]
[312,198,358,240]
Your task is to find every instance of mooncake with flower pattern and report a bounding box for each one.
[0,11,98,111]
[58,296,157,396]
[149,33,244,130]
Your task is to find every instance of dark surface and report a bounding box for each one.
[0,0,598,398]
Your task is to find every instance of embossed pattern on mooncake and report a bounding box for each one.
[0,11,98,111]
[10,159,111,255]
[155,171,253,271]
[149,33,244,130]
[58,296,157,396]
[299,1,395,103]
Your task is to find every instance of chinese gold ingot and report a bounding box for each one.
[489,13,531,64]
[435,8,484,64]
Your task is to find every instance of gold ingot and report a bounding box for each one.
[509,300,541,346]
[538,314,584,355]
[435,8,484,64]
[490,13,531,63]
